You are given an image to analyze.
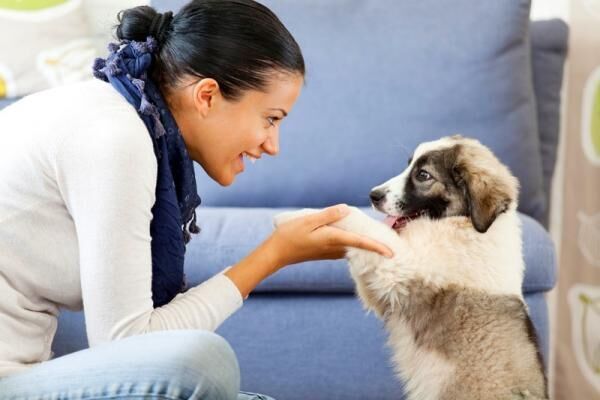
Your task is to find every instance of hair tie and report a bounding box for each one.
[149,11,173,43]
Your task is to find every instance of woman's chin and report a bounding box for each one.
[213,156,244,186]
[202,166,236,187]
[222,177,235,186]
[217,169,237,187]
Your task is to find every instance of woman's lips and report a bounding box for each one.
[236,152,259,173]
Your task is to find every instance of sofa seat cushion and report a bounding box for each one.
[52,291,550,399]
[185,207,556,294]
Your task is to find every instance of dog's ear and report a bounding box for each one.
[463,169,512,233]
[451,148,514,233]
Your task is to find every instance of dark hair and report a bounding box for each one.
[115,0,305,100]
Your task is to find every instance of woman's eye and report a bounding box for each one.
[267,117,279,127]
[416,169,432,182]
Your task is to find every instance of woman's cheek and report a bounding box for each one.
[255,129,270,146]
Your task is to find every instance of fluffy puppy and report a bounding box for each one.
[274,136,547,400]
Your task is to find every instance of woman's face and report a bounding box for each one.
[168,72,304,186]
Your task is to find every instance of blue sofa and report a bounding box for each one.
[0,1,567,399]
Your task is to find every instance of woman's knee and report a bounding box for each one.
[143,330,241,400]
[0,330,240,400]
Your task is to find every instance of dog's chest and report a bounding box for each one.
[386,320,455,400]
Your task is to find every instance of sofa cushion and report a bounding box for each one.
[530,19,569,226]
[185,207,557,294]
[153,0,547,223]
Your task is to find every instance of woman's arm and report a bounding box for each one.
[224,236,281,299]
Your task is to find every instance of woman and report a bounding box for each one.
[0,1,393,399]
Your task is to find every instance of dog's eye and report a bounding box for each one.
[416,169,432,182]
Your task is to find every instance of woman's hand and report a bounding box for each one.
[267,204,394,268]
[225,204,395,299]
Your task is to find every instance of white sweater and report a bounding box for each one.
[0,80,243,378]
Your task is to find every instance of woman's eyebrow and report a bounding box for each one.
[269,108,288,117]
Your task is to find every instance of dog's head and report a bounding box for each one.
[371,135,519,233]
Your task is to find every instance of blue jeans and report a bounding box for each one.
[0,330,273,400]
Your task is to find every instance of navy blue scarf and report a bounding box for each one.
[92,37,201,308]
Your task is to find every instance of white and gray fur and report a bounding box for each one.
[274,136,547,400]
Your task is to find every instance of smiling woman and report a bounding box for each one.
[0,1,393,399]
[112,1,306,188]
[166,71,303,186]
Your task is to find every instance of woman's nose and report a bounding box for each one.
[262,131,279,156]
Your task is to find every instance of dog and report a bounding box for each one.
[274,135,547,400]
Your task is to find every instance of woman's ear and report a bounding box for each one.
[191,78,220,117]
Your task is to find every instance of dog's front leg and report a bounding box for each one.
[329,208,413,318]
[273,207,411,318]
[273,206,403,269]
[346,246,413,319]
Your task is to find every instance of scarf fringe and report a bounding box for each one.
[183,210,201,244]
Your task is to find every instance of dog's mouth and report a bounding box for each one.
[383,210,427,231]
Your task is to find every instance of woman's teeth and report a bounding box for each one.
[244,153,258,164]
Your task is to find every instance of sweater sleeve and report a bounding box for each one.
[54,109,243,347]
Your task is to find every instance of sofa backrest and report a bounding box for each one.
[150,0,566,224]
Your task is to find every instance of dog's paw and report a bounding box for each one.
[346,246,391,275]
[331,206,379,234]
[273,208,320,228]
[331,207,402,250]
[273,207,403,256]
[273,206,361,228]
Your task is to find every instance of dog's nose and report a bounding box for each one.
[370,189,387,205]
